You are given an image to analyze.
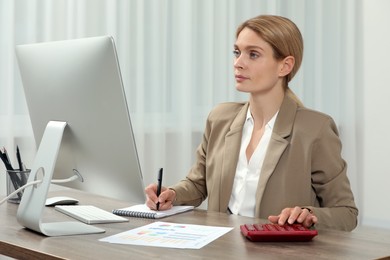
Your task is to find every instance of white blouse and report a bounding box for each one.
[228,107,278,217]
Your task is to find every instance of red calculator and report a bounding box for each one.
[240,223,318,242]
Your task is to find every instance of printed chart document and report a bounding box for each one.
[99,221,234,249]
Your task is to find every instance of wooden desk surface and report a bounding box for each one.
[1,189,390,260]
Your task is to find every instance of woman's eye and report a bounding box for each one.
[233,50,240,57]
[249,52,259,59]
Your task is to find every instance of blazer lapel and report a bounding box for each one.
[255,95,298,216]
[219,103,249,211]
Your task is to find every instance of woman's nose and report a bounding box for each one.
[234,56,245,69]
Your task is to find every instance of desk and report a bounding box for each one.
[1,189,390,260]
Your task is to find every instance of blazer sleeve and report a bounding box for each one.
[169,115,211,207]
[307,117,358,231]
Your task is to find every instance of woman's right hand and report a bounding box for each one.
[144,183,176,211]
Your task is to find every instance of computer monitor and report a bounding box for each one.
[15,36,146,204]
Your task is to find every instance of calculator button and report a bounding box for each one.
[285,225,294,231]
[295,225,306,231]
[275,225,286,231]
[265,224,277,231]
[254,224,264,231]
[245,224,256,231]
[277,225,287,231]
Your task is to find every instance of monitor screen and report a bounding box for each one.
[15,36,146,203]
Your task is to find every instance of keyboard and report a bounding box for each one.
[240,223,318,242]
[55,205,129,224]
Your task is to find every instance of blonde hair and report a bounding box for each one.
[236,15,304,106]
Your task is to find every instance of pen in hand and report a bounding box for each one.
[156,168,163,211]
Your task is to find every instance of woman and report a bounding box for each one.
[145,15,358,231]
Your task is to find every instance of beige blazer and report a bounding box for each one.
[171,94,358,231]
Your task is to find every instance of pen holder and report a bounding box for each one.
[6,169,31,204]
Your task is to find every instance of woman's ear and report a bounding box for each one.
[279,56,295,77]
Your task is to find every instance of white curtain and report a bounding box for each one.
[0,0,361,216]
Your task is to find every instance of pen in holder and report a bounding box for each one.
[6,169,31,204]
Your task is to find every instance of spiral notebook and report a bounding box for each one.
[112,204,194,219]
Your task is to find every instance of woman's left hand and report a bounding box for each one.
[268,206,318,228]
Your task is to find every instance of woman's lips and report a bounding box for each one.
[235,75,248,82]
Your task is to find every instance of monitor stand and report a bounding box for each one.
[16,121,105,236]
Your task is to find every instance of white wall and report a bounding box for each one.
[361,0,390,228]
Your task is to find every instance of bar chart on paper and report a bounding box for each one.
[99,222,233,249]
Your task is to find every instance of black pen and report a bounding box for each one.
[156,168,163,210]
[0,147,13,171]
[16,146,23,171]
[16,146,27,185]
[3,147,11,164]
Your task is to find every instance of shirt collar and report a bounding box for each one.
[246,106,279,130]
